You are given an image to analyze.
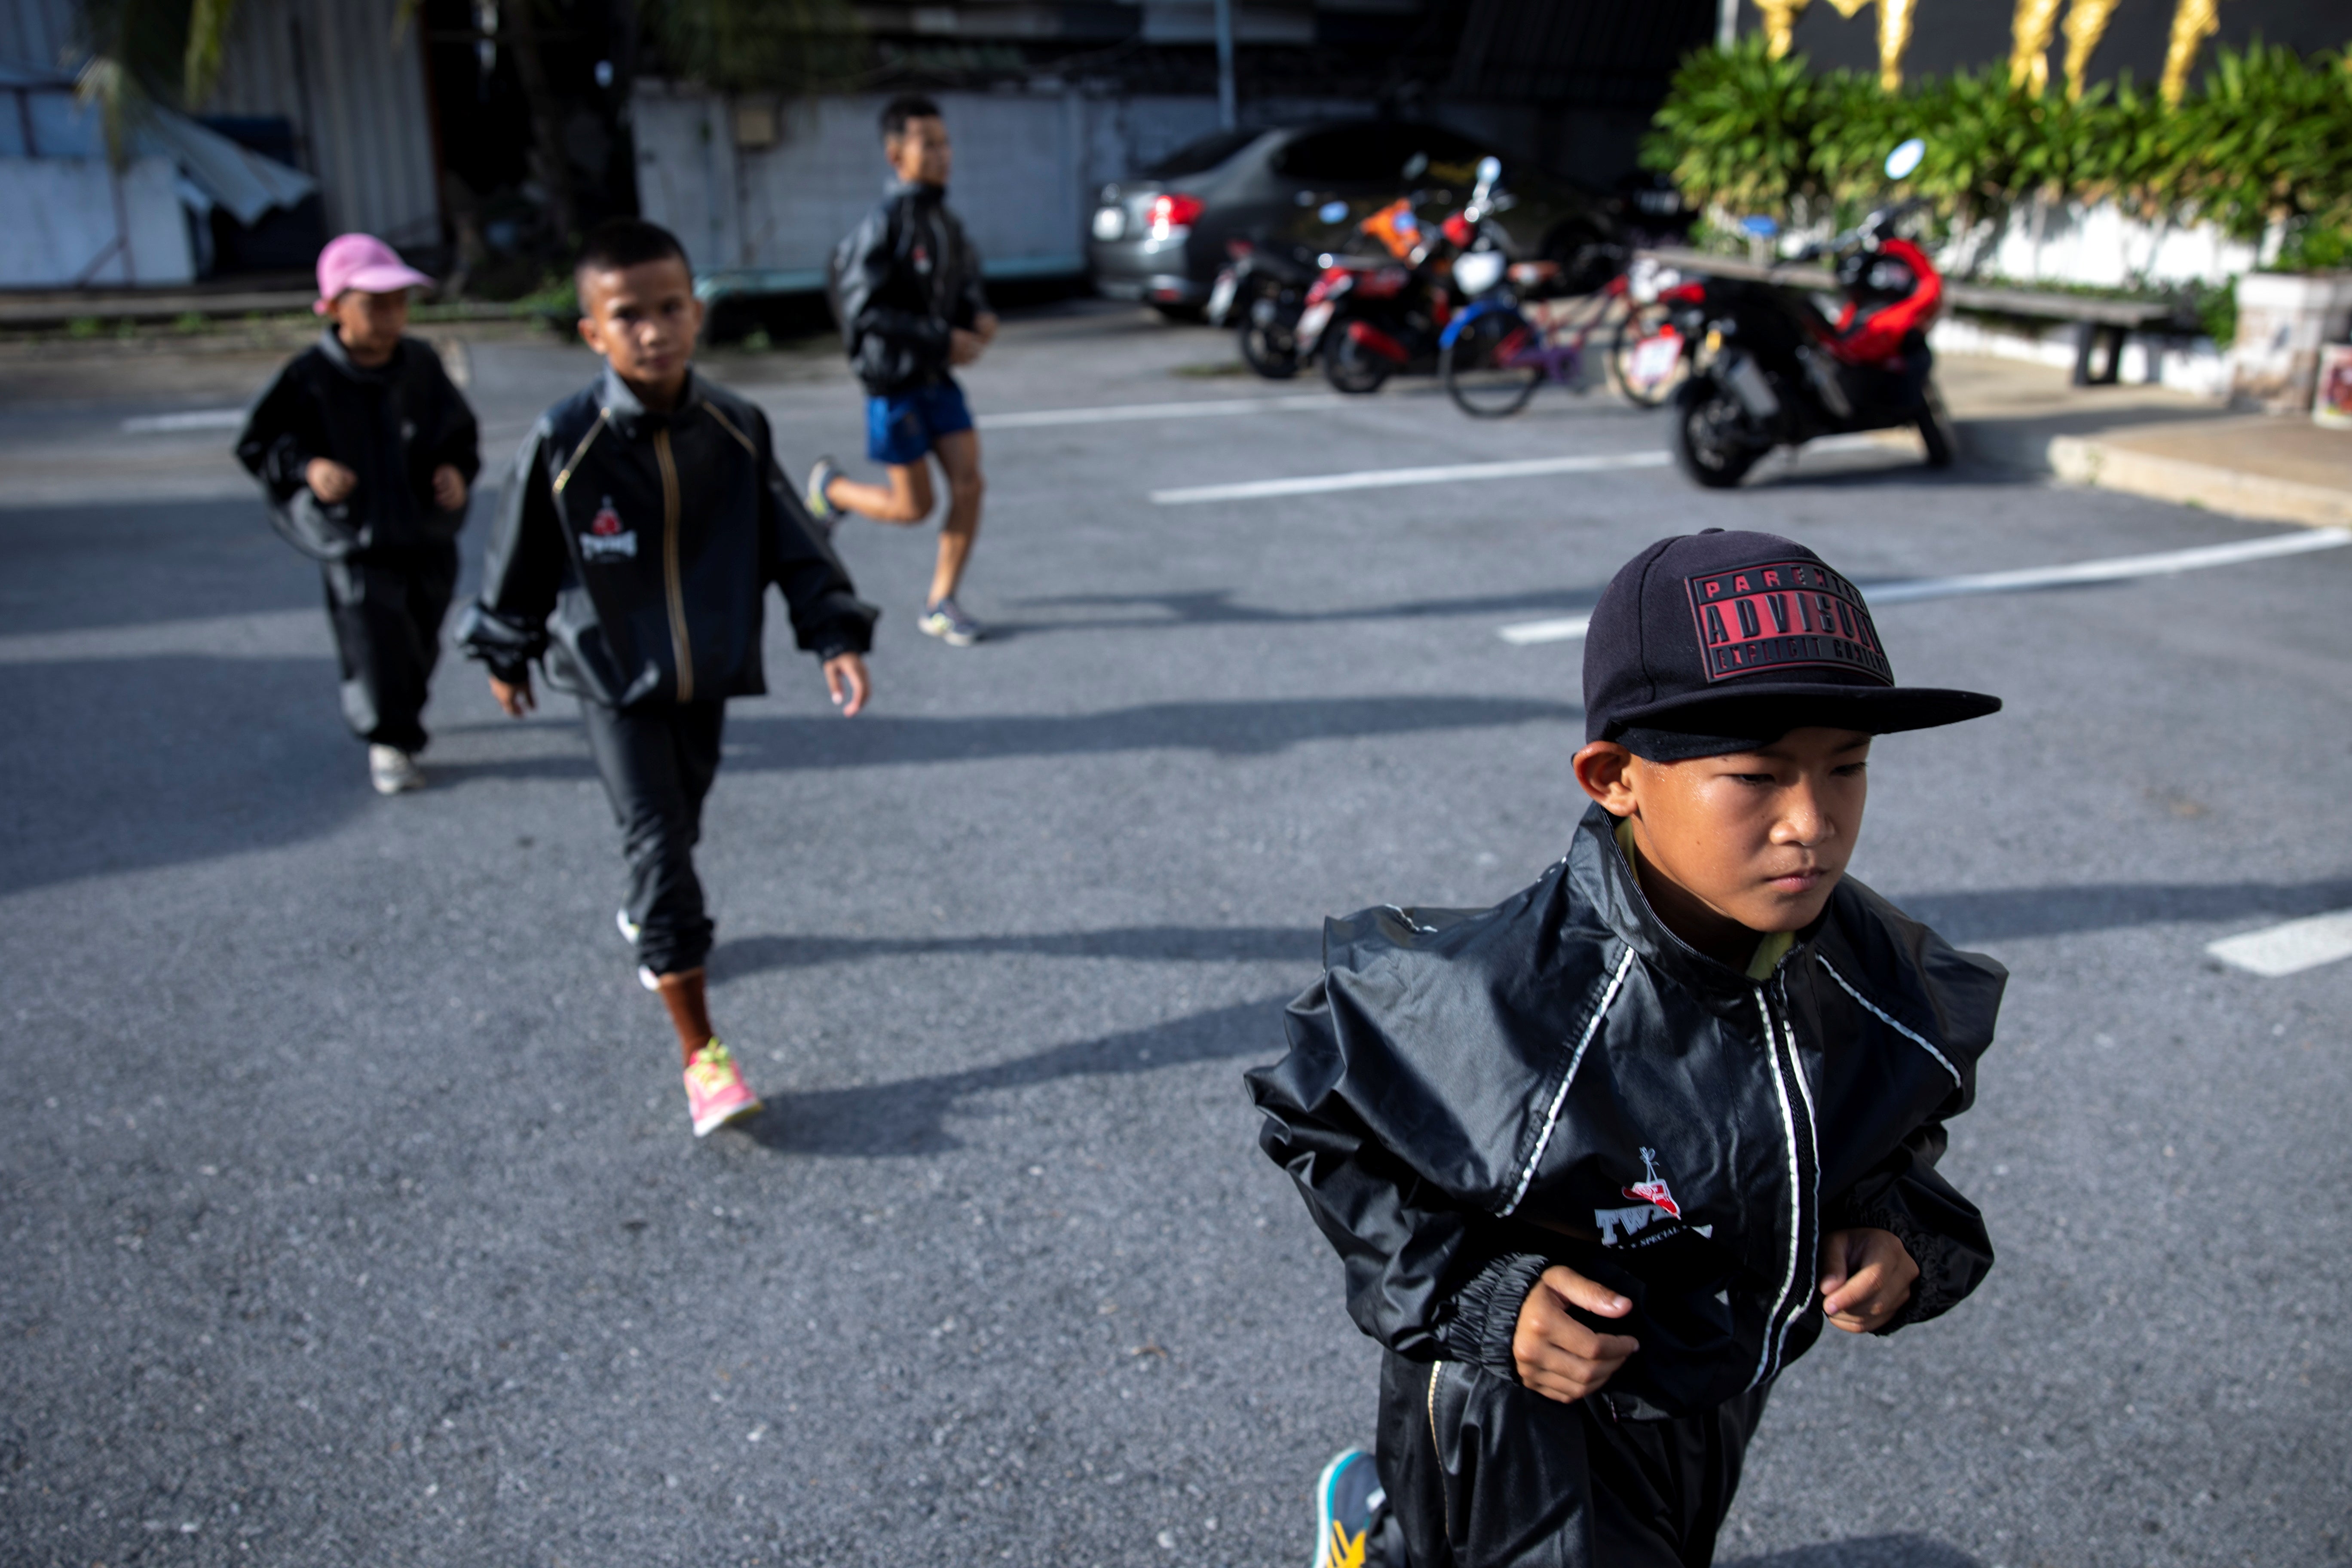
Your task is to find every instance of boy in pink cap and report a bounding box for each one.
[236,233,481,795]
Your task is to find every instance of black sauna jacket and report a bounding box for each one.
[1247,802,2000,1420]
[457,366,876,709]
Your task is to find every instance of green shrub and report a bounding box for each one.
[1646,36,2352,257]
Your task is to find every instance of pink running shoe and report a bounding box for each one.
[683,1041,761,1137]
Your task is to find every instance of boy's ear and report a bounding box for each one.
[1572,741,1639,813]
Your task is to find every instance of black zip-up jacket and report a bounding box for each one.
[456,365,876,709]
[830,180,989,396]
[1247,803,2000,1420]
[235,330,480,560]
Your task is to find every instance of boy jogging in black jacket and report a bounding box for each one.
[236,233,480,795]
[806,93,998,646]
[459,219,877,1139]
[1250,530,2005,1568]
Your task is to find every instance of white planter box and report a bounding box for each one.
[2229,271,2352,413]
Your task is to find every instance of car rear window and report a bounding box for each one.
[1143,127,1264,179]
[1272,123,1487,183]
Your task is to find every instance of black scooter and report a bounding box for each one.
[1209,236,1321,380]
[1666,141,1961,489]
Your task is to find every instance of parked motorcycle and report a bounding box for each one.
[1207,236,1321,380]
[1294,194,1468,394]
[1666,139,1960,488]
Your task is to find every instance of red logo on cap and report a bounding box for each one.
[1685,559,1892,684]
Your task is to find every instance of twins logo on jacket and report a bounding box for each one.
[1594,1146,1716,1249]
[580,496,637,561]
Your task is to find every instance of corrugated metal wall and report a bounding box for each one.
[0,0,79,71]
[209,0,442,249]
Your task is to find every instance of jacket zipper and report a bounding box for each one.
[652,427,693,702]
[1750,981,1819,1387]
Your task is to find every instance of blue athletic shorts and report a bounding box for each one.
[867,378,974,465]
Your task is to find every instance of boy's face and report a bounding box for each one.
[576,257,702,397]
[1574,726,1872,938]
[886,116,952,186]
[329,289,409,362]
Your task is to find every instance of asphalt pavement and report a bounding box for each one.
[2,301,2347,1568]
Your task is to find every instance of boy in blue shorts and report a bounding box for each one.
[809,93,997,646]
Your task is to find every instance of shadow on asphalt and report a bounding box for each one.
[1720,1535,1982,1568]
[709,923,1315,982]
[741,994,1286,1155]
[1890,879,2352,944]
[429,695,1582,784]
[995,584,1604,638]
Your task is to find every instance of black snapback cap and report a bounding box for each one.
[1583,529,2000,759]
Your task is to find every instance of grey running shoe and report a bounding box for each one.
[1313,1448,1386,1568]
[805,456,842,535]
[368,745,424,796]
[919,595,983,646]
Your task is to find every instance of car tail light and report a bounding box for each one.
[1147,193,1204,240]
[1662,281,1705,304]
[1225,237,1255,260]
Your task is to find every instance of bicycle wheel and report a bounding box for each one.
[1611,302,1689,409]
[1442,308,1544,418]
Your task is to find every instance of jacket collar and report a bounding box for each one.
[1567,802,1817,1002]
[597,362,703,438]
[317,326,402,385]
[887,177,945,203]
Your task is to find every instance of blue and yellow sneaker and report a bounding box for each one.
[1313,1448,1384,1568]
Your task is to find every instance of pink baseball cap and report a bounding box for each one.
[314,233,435,313]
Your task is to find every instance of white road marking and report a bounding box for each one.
[2206,910,2352,977]
[980,393,1345,431]
[1496,527,2352,644]
[121,408,248,433]
[1153,450,1670,505]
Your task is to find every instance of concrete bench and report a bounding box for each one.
[1637,246,2189,387]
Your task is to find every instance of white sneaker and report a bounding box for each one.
[368,745,425,795]
[617,908,641,945]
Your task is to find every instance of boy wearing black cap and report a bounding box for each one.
[1249,530,2004,1568]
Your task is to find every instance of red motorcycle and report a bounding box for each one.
[1293,195,1476,395]
[1663,141,1959,487]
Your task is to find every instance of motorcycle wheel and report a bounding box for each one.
[1672,378,1761,489]
[1441,309,1543,418]
[1610,302,1687,409]
[1323,328,1394,395]
[1238,316,1301,380]
[1917,380,1960,468]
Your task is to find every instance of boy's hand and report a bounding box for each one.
[1817,1227,1918,1333]
[306,458,358,504]
[949,328,987,366]
[1513,1265,1640,1404]
[489,673,535,717]
[432,464,468,511]
[974,312,999,346]
[824,652,870,717]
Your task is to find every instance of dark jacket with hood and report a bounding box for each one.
[456,365,876,710]
[830,180,989,396]
[235,330,479,560]
[1246,803,2000,1420]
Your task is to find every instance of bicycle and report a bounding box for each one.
[1439,258,1691,418]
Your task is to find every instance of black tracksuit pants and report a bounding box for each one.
[579,698,725,977]
[1372,1351,1770,1568]
[322,542,458,753]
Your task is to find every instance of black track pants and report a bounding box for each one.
[579,698,725,977]
[1372,1351,1771,1568]
[322,542,458,753]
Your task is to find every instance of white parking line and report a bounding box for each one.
[122,408,247,433]
[1496,527,2352,644]
[980,393,1345,430]
[2207,910,2352,977]
[1153,450,1670,505]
